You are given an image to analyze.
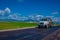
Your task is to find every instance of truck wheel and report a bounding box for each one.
[44,25,47,28]
[46,25,51,28]
[38,25,40,28]
[45,25,49,28]
[46,25,49,28]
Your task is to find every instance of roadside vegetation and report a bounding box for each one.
[0,21,37,30]
[52,22,60,26]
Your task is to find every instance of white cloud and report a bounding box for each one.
[0,10,5,16]
[52,12,59,14]
[46,16,54,18]
[8,14,18,20]
[0,7,60,22]
[4,8,11,13]
[0,7,11,19]
[28,15,44,21]
[28,15,35,20]
[19,16,28,20]
[8,14,28,21]
[35,15,44,20]
[8,15,15,19]
[36,15,44,17]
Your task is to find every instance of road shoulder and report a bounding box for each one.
[0,27,35,32]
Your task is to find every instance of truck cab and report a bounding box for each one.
[38,18,52,28]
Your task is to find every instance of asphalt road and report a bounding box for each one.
[0,26,60,40]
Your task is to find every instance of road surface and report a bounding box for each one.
[0,26,60,40]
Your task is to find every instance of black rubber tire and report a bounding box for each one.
[38,25,41,28]
[44,25,47,28]
[45,25,51,29]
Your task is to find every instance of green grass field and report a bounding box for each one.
[0,21,59,30]
[0,22,37,30]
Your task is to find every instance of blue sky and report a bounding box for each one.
[0,0,60,21]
